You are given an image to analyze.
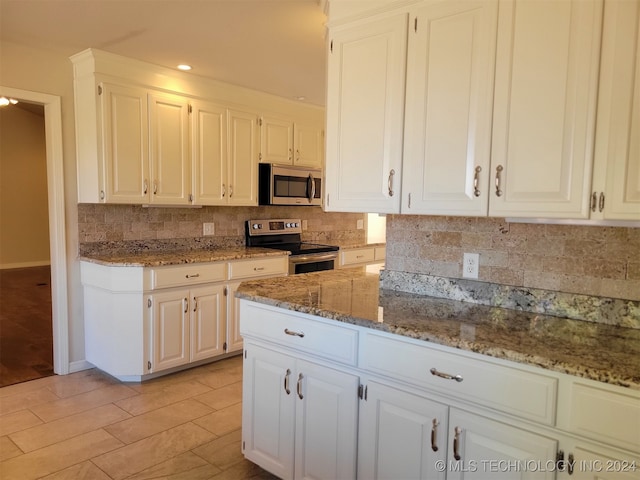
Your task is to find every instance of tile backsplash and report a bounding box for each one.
[385,215,640,301]
[78,204,365,252]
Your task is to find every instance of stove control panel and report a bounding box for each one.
[247,219,303,236]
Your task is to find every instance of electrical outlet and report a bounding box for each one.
[302,220,308,230]
[357,219,364,229]
[203,222,215,236]
[463,253,479,279]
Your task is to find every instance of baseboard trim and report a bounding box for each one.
[0,260,51,270]
[68,360,94,374]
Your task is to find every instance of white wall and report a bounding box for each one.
[0,40,85,365]
[0,106,51,268]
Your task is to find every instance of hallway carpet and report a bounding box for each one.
[0,266,54,387]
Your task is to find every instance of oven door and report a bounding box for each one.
[289,252,338,275]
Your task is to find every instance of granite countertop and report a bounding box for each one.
[338,242,386,250]
[236,268,640,389]
[79,247,289,267]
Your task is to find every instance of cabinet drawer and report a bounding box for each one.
[374,246,386,261]
[229,256,287,280]
[148,263,226,290]
[568,381,640,452]
[341,248,375,265]
[240,301,358,366]
[360,332,558,426]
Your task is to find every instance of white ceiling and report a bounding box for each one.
[0,0,329,106]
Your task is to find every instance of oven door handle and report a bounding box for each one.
[289,253,338,264]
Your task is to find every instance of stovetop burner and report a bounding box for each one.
[245,219,340,255]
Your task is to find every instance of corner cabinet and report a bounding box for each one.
[80,255,287,381]
[324,12,408,213]
[240,299,640,480]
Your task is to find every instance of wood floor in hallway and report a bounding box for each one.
[0,356,277,479]
[0,266,54,388]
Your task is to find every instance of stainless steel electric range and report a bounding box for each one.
[245,219,339,275]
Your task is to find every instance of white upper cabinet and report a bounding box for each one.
[489,0,603,218]
[259,116,324,168]
[98,82,149,204]
[590,0,640,221]
[325,12,408,213]
[260,116,294,164]
[148,91,191,205]
[191,100,228,205]
[292,123,324,168]
[192,101,259,206]
[402,0,498,216]
[228,108,259,205]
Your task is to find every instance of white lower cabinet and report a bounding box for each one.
[80,256,287,381]
[240,300,639,480]
[242,343,359,480]
[358,379,448,480]
[358,379,558,480]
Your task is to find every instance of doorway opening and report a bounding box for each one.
[0,86,69,384]
[0,100,54,386]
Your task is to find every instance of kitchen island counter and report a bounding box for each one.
[236,268,640,389]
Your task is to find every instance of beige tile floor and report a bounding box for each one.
[0,355,279,479]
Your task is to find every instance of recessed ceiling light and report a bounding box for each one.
[177,64,192,71]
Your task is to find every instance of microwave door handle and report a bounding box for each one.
[308,173,315,203]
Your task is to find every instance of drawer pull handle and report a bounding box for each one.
[185,274,200,279]
[430,368,463,382]
[453,426,462,461]
[568,453,574,475]
[431,419,439,452]
[297,373,304,399]
[254,267,265,271]
[356,255,364,259]
[183,298,188,314]
[193,297,197,312]
[284,328,305,338]
[284,368,291,395]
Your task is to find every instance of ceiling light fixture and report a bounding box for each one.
[177,64,192,71]
[0,97,19,106]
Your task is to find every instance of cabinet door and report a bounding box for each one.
[226,281,243,353]
[591,0,640,220]
[148,92,191,204]
[325,13,408,213]
[228,108,259,205]
[100,82,149,204]
[358,380,448,480]
[567,443,640,480]
[150,290,190,372]
[260,116,294,164]
[489,0,603,218]
[293,124,324,168]
[190,284,225,362]
[448,408,558,480]
[294,359,359,480]
[402,1,498,216]
[191,100,227,205]
[242,344,296,480]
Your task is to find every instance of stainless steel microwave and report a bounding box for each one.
[258,164,322,206]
